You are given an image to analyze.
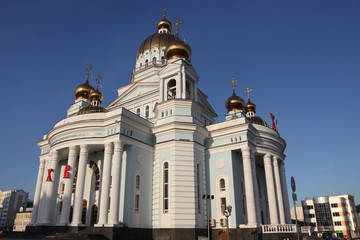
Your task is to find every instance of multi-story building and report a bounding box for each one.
[13,202,33,232]
[29,9,295,240]
[0,189,29,229]
[302,195,360,239]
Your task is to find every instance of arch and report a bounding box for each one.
[152,57,156,64]
[136,108,141,115]
[145,59,149,67]
[81,199,87,224]
[89,161,100,190]
[90,204,98,226]
[167,79,176,100]
[161,56,165,64]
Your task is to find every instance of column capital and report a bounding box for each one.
[39,158,46,165]
[69,145,79,152]
[113,140,123,150]
[241,147,251,156]
[50,150,59,161]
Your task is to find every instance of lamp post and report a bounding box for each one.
[221,204,232,240]
[203,194,214,240]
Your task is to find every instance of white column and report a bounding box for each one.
[41,150,59,224]
[264,154,279,224]
[242,147,257,226]
[59,146,78,225]
[71,144,88,226]
[280,161,291,223]
[30,158,46,225]
[108,140,123,226]
[97,142,113,226]
[250,151,261,224]
[273,156,286,224]
[37,160,49,224]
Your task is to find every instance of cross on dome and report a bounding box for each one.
[229,77,238,93]
[85,64,93,82]
[95,74,102,89]
[172,19,183,36]
[161,7,168,18]
[244,87,253,99]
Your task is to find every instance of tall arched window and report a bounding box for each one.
[220,178,226,192]
[136,175,140,190]
[136,108,140,115]
[145,59,149,67]
[153,57,156,64]
[167,79,176,100]
[161,56,165,64]
[163,162,169,213]
[145,105,149,118]
[89,161,100,190]
[196,163,201,213]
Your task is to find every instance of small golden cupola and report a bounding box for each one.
[243,87,268,127]
[225,78,245,112]
[89,75,104,106]
[75,64,95,100]
[244,87,256,116]
[165,19,192,60]
[157,8,172,33]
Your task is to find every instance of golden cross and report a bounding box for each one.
[85,64,93,82]
[172,19,183,36]
[229,77,238,92]
[161,7,168,18]
[95,74,102,89]
[244,87,253,99]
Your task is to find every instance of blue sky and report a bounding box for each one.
[1,0,359,205]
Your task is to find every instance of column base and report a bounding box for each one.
[69,222,85,227]
[94,223,106,227]
[105,223,124,227]
[56,222,70,226]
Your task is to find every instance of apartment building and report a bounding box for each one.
[0,189,28,229]
[302,195,360,239]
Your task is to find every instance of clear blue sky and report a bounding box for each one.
[1,0,359,205]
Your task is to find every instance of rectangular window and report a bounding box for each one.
[331,203,338,208]
[163,162,169,213]
[134,195,140,212]
[307,205,313,209]
[221,197,227,208]
[196,164,201,214]
[333,212,340,217]
[334,221,342,226]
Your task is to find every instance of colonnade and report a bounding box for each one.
[30,140,124,226]
[241,147,291,226]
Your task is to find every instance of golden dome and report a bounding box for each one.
[157,18,172,31]
[90,89,103,103]
[245,98,256,113]
[248,116,268,127]
[137,32,176,59]
[165,37,192,60]
[75,81,95,100]
[225,92,245,112]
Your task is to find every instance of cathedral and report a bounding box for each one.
[30,9,295,240]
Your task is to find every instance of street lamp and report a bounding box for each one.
[203,194,214,240]
[221,204,232,240]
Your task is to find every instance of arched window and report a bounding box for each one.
[220,178,226,192]
[163,162,169,213]
[167,79,176,100]
[145,59,148,67]
[153,57,156,64]
[136,175,140,189]
[145,105,149,118]
[161,56,165,64]
[136,108,140,115]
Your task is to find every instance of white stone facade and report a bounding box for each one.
[31,16,291,233]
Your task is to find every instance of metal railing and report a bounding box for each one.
[262,224,298,233]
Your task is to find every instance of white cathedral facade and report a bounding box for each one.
[30,13,293,239]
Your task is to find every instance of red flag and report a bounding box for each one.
[270,113,276,130]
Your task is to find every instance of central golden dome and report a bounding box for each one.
[225,92,245,111]
[137,18,175,59]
